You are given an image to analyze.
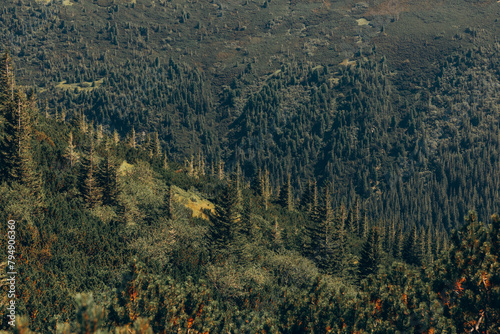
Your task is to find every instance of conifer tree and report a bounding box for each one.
[231,163,243,209]
[358,227,381,281]
[153,131,161,157]
[187,155,195,177]
[252,167,262,195]
[299,179,315,213]
[402,227,421,266]
[77,111,89,134]
[0,51,18,181]
[338,204,348,255]
[392,227,403,259]
[278,173,293,211]
[304,181,320,260]
[79,136,102,208]
[241,199,253,238]
[64,131,79,167]
[96,124,104,144]
[260,167,271,210]
[217,160,225,180]
[99,141,119,206]
[163,184,176,220]
[128,127,136,148]
[197,152,206,177]
[60,107,67,123]
[162,153,169,170]
[306,183,336,272]
[272,218,283,250]
[0,53,44,208]
[113,129,120,146]
[320,183,336,271]
[17,92,45,209]
[348,198,361,236]
[209,181,239,258]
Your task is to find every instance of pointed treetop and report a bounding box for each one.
[0,50,15,102]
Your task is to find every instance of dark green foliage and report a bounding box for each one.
[78,136,102,208]
[402,227,421,266]
[98,142,119,206]
[278,173,293,211]
[305,182,337,273]
[0,51,17,181]
[209,182,240,258]
[358,227,381,281]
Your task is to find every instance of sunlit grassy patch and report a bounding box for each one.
[56,78,104,93]
[171,185,215,220]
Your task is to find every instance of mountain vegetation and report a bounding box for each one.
[1,0,500,332]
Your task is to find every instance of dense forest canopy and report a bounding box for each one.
[0,0,500,332]
[1,0,500,231]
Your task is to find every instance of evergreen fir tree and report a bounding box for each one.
[197,152,205,177]
[358,226,381,281]
[241,199,253,238]
[307,183,336,273]
[17,92,45,210]
[0,54,44,208]
[231,163,243,209]
[217,160,225,180]
[96,124,104,144]
[63,131,79,168]
[113,129,120,146]
[209,181,240,259]
[0,51,18,181]
[278,173,293,211]
[162,153,169,170]
[163,184,175,219]
[153,131,161,157]
[402,227,421,266]
[299,179,315,213]
[187,155,195,177]
[262,167,271,210]
[128,127,136,148]
[252,167,262,196]
[78,111,89,134]
[99,141,119,206]
[79,136,102,208]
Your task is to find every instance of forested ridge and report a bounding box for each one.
[1,0,500,332]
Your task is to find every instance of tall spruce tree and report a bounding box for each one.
[402,227,421,266]
[153,131,161,157]
[209,181,240,259]
[304,181,320,260]
[0,53,44,208]
[64,131,79,168]
[358,226,381,281]
[307,183,336,273]
[262,167,271,210]
[278,173,293,211]
[79,136,102,208]
[299,179,315,213]
[0,51,18,181]
[99,141,119,206]
[16,91,45,209]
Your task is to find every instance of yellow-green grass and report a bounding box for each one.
[56,78,104,93]
[171,185,215,220]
